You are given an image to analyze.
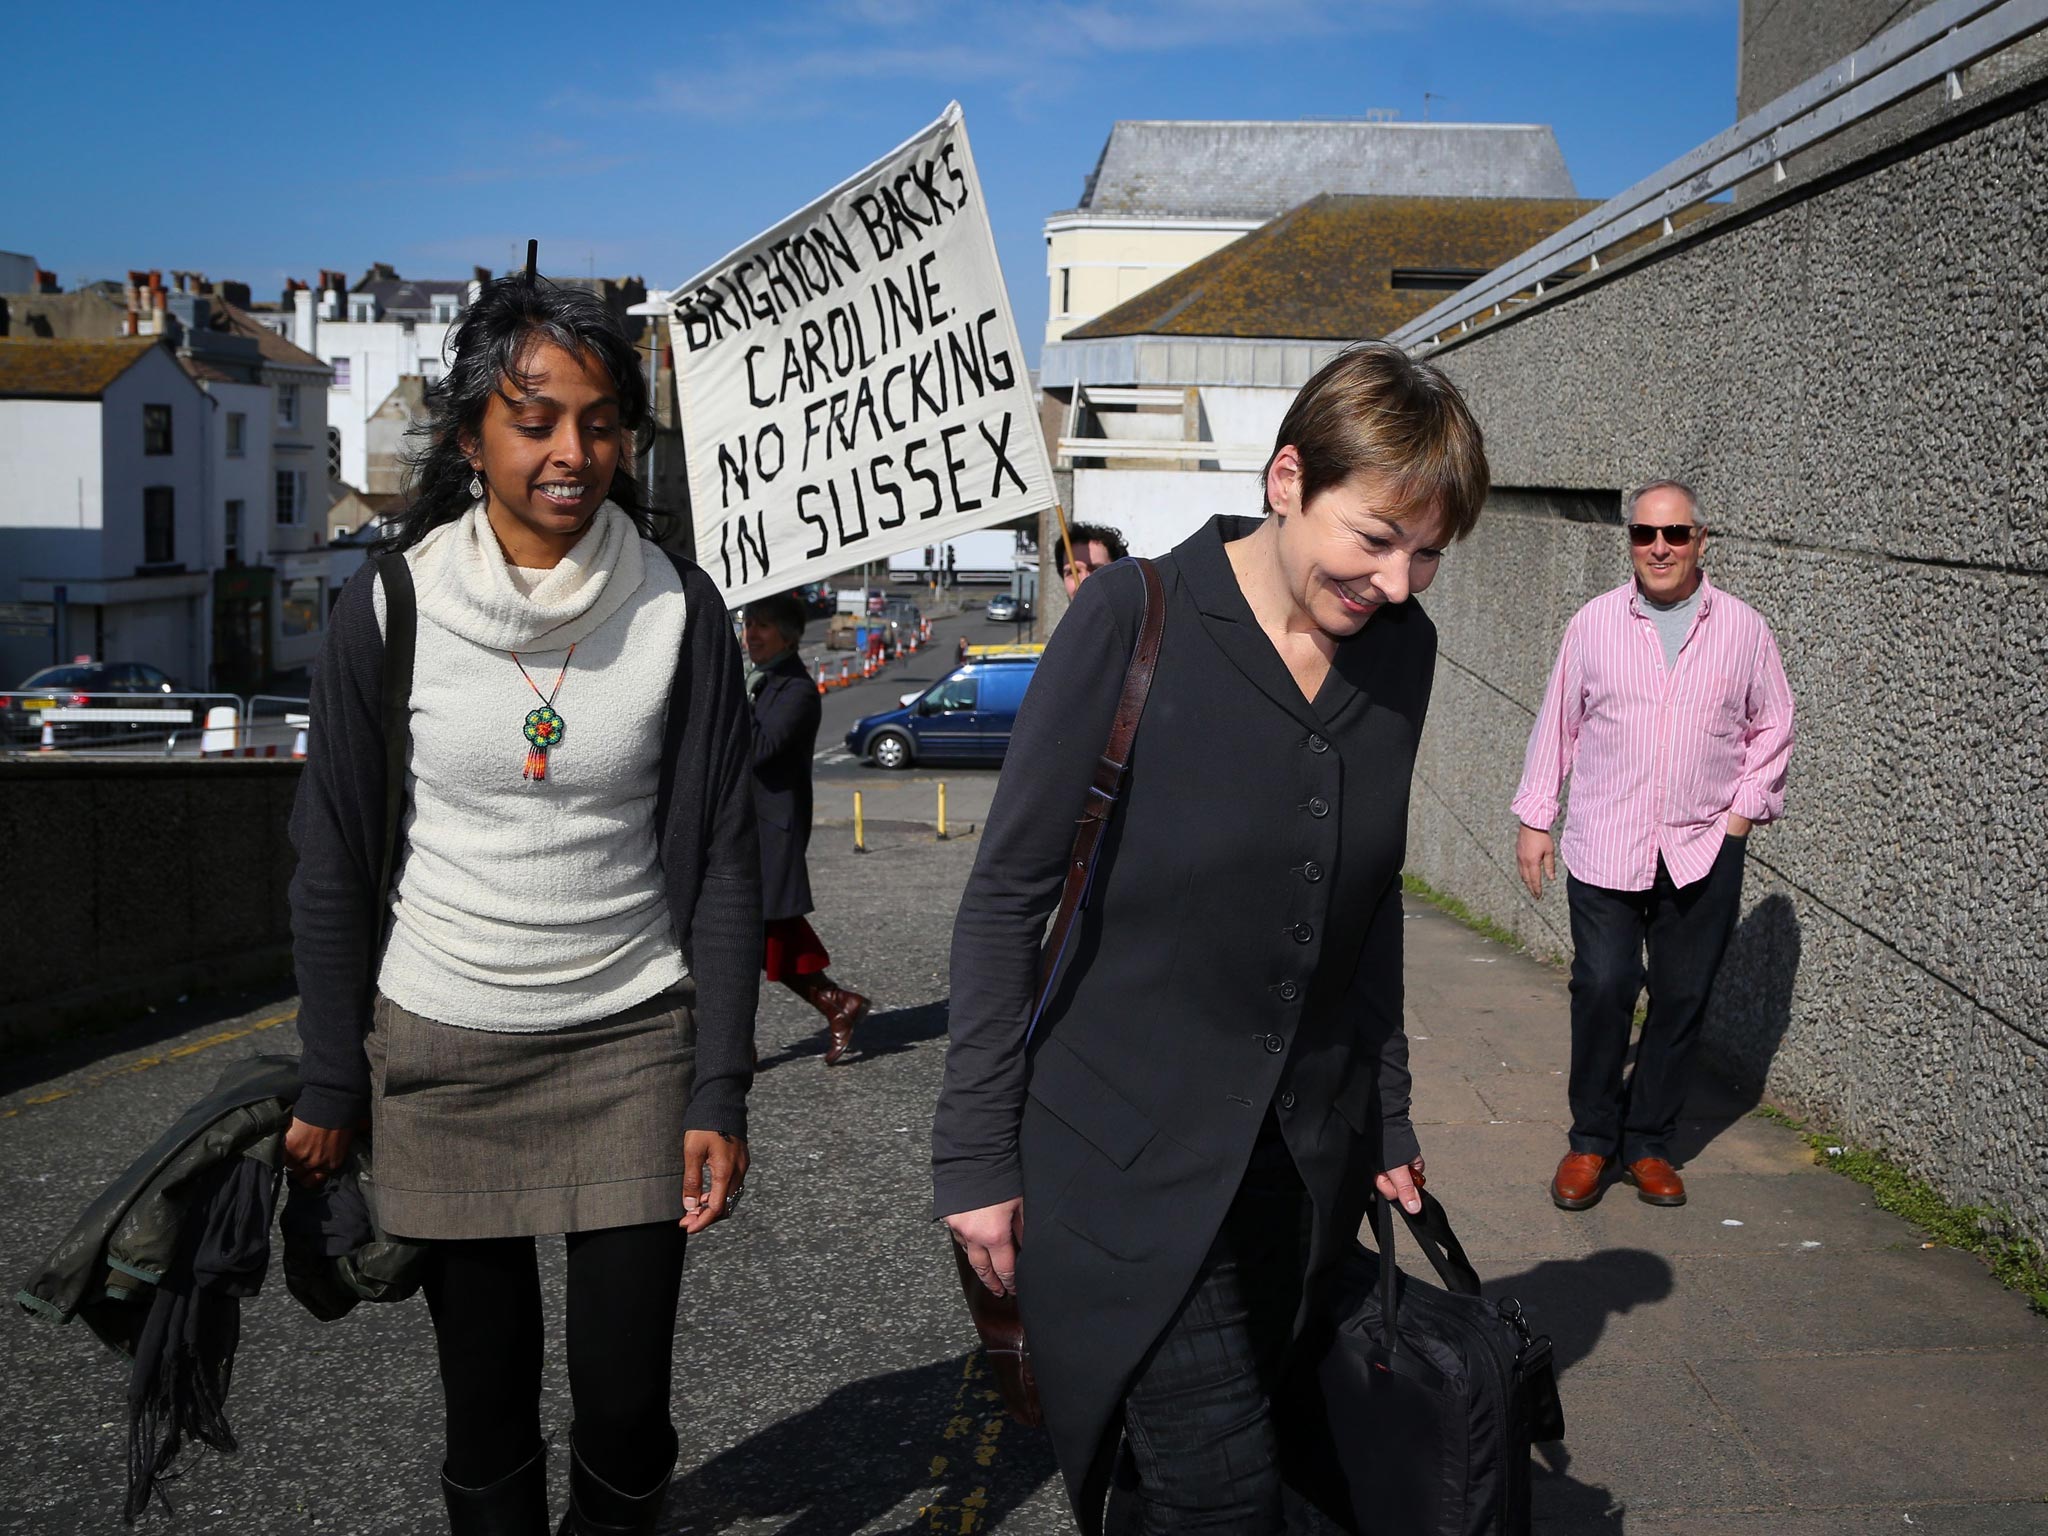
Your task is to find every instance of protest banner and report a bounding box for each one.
[668,102,1053,607]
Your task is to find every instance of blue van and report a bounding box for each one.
[845,654,1039,769]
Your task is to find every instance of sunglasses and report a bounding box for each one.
[1627,523,1697,548]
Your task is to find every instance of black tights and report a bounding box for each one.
[423,1222,687,1491]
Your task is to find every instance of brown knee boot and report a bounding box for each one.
[787,973,870,1065]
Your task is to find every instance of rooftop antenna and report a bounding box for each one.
[1423,91,1447,122]
[524,240,539,282]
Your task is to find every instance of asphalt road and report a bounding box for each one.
[1,810,1068,1533]
[800,597,1033,786]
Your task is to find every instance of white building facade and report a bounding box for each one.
[0,340,213,686]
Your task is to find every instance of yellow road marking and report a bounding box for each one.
[917,1351,1011,1533]
[1,1006,299,1118]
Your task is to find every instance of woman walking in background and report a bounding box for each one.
[282,271,760,1535]
[743,591,871,1064]
[936,343,1489,1532]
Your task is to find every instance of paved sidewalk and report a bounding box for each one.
[1400,901,2048,1533]
[2,819,2042,1533]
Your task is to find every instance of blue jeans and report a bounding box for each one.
[1107,1116,1309,1535]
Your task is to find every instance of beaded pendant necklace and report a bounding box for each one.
[511,645,575,781]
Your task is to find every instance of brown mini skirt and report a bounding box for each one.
[366,984,697,1242]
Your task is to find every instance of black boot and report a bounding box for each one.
[556,1429,677,1536]
[441,1442,549,1535]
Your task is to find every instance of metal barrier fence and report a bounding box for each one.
[1388,0,2048,354]
[0,690,310,758]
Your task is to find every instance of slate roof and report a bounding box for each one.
[1068,120,1577,221]
[351,270,469,319]
[1064,194,1603,343]
[218,302,330,370]
[0,338,162,399]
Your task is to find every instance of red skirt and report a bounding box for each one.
[763,916,831,983]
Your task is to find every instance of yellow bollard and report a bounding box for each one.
[936,781,949,841]
[854,791,867,854]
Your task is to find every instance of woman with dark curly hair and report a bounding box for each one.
[282,270,760,1534]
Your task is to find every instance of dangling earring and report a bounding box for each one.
[469,472,483,500]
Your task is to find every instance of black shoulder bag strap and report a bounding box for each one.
[952,556,1168,1431]
[1025,556,1167,1042]
[372,552,416,952]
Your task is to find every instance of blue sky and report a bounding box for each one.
[4,0,1736,363]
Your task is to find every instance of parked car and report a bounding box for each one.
[2,661,181,745]
[801,581,836,616]
[845,655,1040,769]
[880,599,923,655]
[985,592,1020,622]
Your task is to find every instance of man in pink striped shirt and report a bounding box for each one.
[1512,480,1795,1211]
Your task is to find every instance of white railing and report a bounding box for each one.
[1389,0,2048,354]
[1055,438,1266,465]
[1,692,308,758]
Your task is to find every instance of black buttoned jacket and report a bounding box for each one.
[749,651,821,922]
[933,515,1427,1528]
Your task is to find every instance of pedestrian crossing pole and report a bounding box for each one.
[936,782,949,841]
[854,791,867,854]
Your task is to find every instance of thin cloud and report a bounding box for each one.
[563,0,1422,120]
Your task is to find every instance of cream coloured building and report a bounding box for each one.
[1043,119,1578,346]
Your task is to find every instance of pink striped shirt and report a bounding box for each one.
[1512,575,1795,891]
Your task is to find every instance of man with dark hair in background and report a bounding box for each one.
[1060,523,1128,596]
[743,592,871,1064]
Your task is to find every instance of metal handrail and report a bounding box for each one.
[1,691,310,757]
[3,690,243,754]
[1389,0,2048,353]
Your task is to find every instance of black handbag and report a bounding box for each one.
[1313,1191,1566,1536]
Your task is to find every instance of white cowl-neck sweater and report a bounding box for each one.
[372,502,689,1031]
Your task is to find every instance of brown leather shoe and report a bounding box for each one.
[818,985,870,1066]
[1624,1156,1687,1206]
[1550,1152,1612,1211]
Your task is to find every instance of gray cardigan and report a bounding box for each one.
[287,548,761,1138]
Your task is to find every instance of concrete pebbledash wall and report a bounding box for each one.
[1406,64,2048,1243]
[0,758,302,1046]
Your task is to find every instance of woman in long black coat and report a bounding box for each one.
[934,344,1491,1532]
[743,593,869,1063]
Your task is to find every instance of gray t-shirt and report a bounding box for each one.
[1641,581,1703,670]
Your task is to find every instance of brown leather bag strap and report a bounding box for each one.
[1029,557,1167,1025]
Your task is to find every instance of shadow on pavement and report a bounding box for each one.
[1486,1247,1675,1535]
[0,980,299,1098]
[665,1352,1058,1534]
[756,1002,949,1073]
[1670,892,1802,1167]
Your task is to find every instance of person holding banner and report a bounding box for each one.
[742,590,872,1063]
[935,343,1488,1532]
[283,270,759,1536]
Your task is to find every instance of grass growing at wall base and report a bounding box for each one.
[1752,1105,2048,1317]
[1400,872,1547,957]
[1397,871,2043,1310]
